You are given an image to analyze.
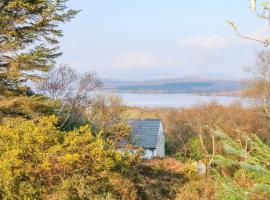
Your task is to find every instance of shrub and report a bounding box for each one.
[0,116,140,199]
[176,137,206,162]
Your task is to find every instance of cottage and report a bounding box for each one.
[129,119,165,159]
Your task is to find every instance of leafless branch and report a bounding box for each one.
[233,29,270,47]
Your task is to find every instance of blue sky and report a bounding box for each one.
[58,0,270,80]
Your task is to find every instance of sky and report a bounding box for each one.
[57,0,270,80]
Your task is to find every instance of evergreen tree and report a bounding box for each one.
[0,0,78,116]
[213,129,270,200]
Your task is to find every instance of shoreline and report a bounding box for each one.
[97,89,242,97]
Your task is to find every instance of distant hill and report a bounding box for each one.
[102,77,243,94]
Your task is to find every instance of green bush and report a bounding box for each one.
[176,137,205,161]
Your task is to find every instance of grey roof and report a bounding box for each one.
[129,119,161,149]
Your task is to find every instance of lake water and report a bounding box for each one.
[99,92,243,108]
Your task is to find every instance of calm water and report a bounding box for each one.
[98,92,243,108]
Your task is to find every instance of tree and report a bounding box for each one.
[0,0,78,117]
[36,65,102,130]
[244,50,270,118]
[211,3,270,199]
[227,0,270,46]
[87,95,125,130]
[213,129,270,200]
[87,95,129,144]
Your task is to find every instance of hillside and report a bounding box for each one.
[102,77,243,94]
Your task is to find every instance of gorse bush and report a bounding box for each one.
[0,116,140,200]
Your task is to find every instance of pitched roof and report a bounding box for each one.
[129,119,161,149]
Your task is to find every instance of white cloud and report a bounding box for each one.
[177,27,270,50]
[177,35,242,49]
[111,51,201,70]
[112,52,159,68]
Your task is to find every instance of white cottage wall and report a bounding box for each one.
[155,123,165,157]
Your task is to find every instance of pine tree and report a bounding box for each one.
[213,129,270,200]
[0,0,78,116]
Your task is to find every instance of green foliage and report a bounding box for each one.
[186,137,205,161]
[176,137,206,161]
[261,2,269,8]
[213,129,270,200]
[0,116,140,199]
[0,0,78,91]
[0,0,78,117]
